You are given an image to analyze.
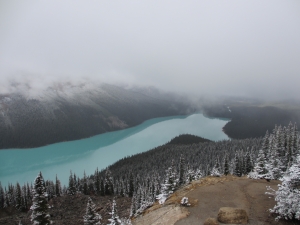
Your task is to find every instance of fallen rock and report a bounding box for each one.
[204,217,219,225]
[217,207,248,224]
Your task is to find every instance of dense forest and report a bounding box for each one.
[203,103,300,139]
[1,122,299,224]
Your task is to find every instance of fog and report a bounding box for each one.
[0,1,300,100]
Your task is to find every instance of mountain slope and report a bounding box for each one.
[0,83,191,149]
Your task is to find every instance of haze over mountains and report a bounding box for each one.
[0,82,193,149]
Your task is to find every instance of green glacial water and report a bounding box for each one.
[0,114,229,186]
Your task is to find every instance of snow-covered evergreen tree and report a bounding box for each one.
[83,197,101,225]
[156,162,176,204]
[252,149,267,178]
[211,158,221,177]
[30,172,51,225]
[108,199,121,225]
[270,155,300,220]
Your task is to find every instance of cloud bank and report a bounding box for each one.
[0,0,300,100]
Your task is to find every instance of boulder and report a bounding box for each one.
[204,217,219,225]
[217,207,248,224]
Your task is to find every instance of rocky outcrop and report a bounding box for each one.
[217,207,248,224]
[132,205,189,225]
[204,217,219,225]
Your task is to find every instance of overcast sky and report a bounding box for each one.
[0,0,300,99]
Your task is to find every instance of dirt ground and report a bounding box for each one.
[134,176,299,225]
[175,176,298,225]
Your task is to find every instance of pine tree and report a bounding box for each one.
[22,185,28,210]
[55,175,61,197]
[83,171,88,195]
[211,157,221,177]
[178,154,186,186]
[253,149,267,178]
[15,182,23,211]
[270,155,300,220]
[68,171,76,195]
[94,168,100,195]
[108,199,121,225]
[262,130,270,156]
[128,172,134,197]
[83,197,101,225]
[100,178,105,196]
[30,172,51,225]
[224,154,229,176]
[244,153,252,174]
[105,168,114,195]
[234,154,242,177]
[0,182,4,209]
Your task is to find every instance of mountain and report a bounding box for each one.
[0,83,192,149]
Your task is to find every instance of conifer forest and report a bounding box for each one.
[1,122,299,224]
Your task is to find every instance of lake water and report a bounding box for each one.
[0,114,229,187]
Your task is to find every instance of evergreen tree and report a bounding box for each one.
[178,154,186,186]
[211,157,221,177]
[94,168,100,195]
[30,172,51,225]
[27,183,32,207]
[55,175,61,197]
[271,155,300,220]
[0,182,4,209]
[108,199,121,225]
[105,168,114,195]
[224,154,229,176]
[253,149,267,178]
[262,130,270,156]
[244,153,252,174]
[100,178,105,196]
[22,185,28,210]
[83,171,88,195]
[15,182,23,211]
[234,154,242,177]
[68,171,76,195]
[128,172,134,197]
[83,197,101,225]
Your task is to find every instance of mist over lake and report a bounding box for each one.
[0,114,229,187]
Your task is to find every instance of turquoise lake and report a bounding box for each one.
[0,114,229,186]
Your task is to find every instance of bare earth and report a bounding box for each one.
[134,176,298,225]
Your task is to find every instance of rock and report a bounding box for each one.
[132,205,189,225]
[204,217,219,225]
[217,207,248,224]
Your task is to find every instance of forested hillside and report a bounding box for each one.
[1,122,299,224]
[0,83,191,149]
[202,101,300,139]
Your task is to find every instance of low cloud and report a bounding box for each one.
[0,1,299,100]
